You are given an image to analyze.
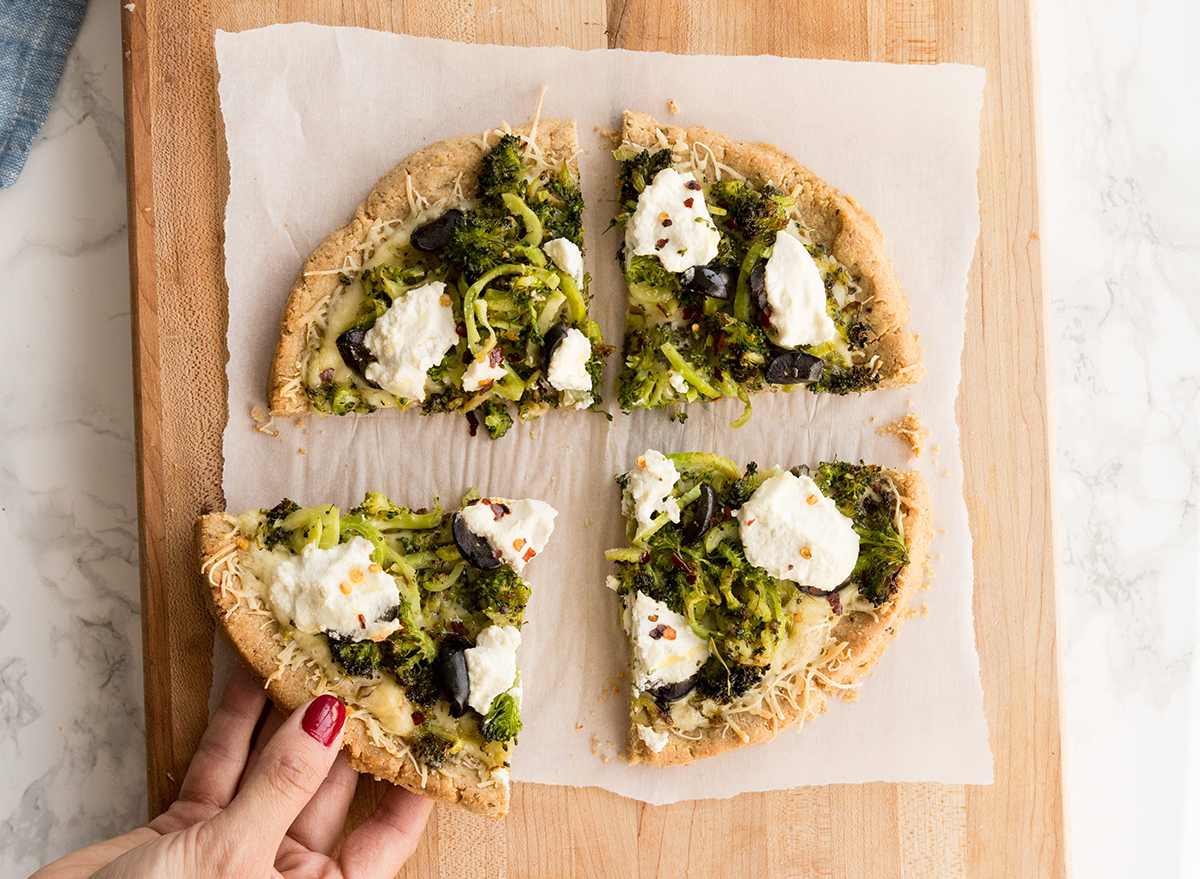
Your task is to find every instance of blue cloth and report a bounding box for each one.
[0,0,88,188]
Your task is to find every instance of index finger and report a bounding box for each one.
[178,666,269,809]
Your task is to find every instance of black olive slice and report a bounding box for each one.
[452,512,502,570]
[434,634,472,717]
[788,464,811,479]
[749,262,768,311]
[765,351,824,385]
[685,483,718,545]
[681,265,735,300]
[542,321,571,371]
[410,209,463,252]
[648,674,699,704]
[335,326,379,386]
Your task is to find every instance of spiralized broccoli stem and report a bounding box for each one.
[659,342,719,398]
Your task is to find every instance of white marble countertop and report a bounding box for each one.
[0,2,1195,877]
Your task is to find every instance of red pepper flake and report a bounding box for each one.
[358,614,367,630]
[488,347,505,367]
[513,538,526,550]
[466,411,479,436]
[487,500,511,521]
[684,197,694,208]
[319,368,334,384]
[670,551,692,574]
[462,348,473,364]
[662,219,673,227]
[746,518,756,526]
[639,551,650,564]
[492,548,503,560]
[449,620,469,637]
[685,179,702,191]
[522,547,536,562]
[648,624,668,640]
[827,592,844,615]
[455,322,467,338]
[411,710,426,725]
[656,238,669,249]
[648,614,659,622]
[661,625,677,640]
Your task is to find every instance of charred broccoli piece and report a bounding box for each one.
[625,254,681,295]
[327,637,383,677]
[393,659,439,708]
[259,499,300,548]
[411,730,457,769]
[709,180,793,241]
[617,148,672,206]
[481,398,514,439]
[478,133,526,201]
[441,210,521,282]
[726,462,760,509]
[712,313,770,385]
[530,164,585,244]
[468,565,529,627]
[695,657,766,703]
[811,362,879,395]
[481,691,522,742]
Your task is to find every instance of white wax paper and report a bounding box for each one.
[213,24,992,803]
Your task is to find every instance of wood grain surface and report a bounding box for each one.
[121,1,1068,876]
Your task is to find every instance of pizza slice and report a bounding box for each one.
[269,120,608,438]
[605,451,931,765]
[197,490,557,817]
[612,111,923,426]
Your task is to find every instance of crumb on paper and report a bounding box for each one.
[250,406,279,437]
[584,517,595,526]
[297,448,307,455]
[876,412,930,459]
[936,553,944,560]
[124,2,135,10]
[593,125,600,132]
[922,605,931,617]
[931,444,941,455]
[939,527,947,535]
[942,471,950,477]
[576,723,583,730]
[601,755,610,764]
[667,99,680,114]
[870,415,878,423]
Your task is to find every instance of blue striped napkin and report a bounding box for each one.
[0,0,88,188]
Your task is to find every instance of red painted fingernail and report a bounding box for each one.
[301,694,346,747]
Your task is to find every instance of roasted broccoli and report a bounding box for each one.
[441,210,522,282]
[695,656,766,703]
[709,180,793,241]
[259,499,300,548]
[481,398,514,439]
[478,133,526,201]
[327,637,383,677]
[712,313,770,386]
[411,729,457,769]
[468,565,529,627]
[480,691,522,743]
[617,148,673,206]
[530,164,585,244]
[392,659,439,708]
[811,362,879,395]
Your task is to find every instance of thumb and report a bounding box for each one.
[206,694,347,861]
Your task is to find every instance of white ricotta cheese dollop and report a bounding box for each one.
[462,352,506,392]
[763,228,837,349]
[624,167,720,273]
[623,591,710,692]
[266,537,402,642]
[667,370,688,394]
[622,449,681,535]
[543,237,584,285]
[636,724,669,753]
[465,625,521,715]
[547,327,593,392]
[363,280,458,402]
[737,471,860,591]
[459,497,558,574]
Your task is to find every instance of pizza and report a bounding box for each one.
[605,450,931,765]
[612,111,923,426]
[197,490,557,817]
[268,120,608,438]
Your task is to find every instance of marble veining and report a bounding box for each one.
[0,0,1197,875]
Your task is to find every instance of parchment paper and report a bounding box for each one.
[213,24,992,803]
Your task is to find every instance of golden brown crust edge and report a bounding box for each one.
[628,469,933,767]
[267,119,580,416]
[621,110,924,390]
[195,514,509,817]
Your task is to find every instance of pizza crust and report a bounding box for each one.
[268,120,579,416]
[196,513,510,817]
[621,110,924,390]
[627,469,933,766]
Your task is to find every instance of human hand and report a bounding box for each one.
[32,667,432,879]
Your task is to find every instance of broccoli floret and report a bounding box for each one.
[393,659,439,708]
[420,390,461,416]
[712,313,769,385]
[625,254,681,295]
[726,462,760,509]
[845,317,870,349]
[813,462,909,605]
[327,637,383,677]
[481,398,514,439]
[811,362,879,395]
[259,499,300,548]
[478,133,526,201]
[481,691,522,742]
[384,625,438,676]
[468,566,529,627]
[306,382,374,416]
[617,148,672,205]
[695,657,766,703]
[349,491,399,519]
[411,730,457,769]
[441,210,521,282]
[530,164,584,244]
[709,180,793,241]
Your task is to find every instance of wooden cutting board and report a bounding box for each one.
[121,1,1068,876]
